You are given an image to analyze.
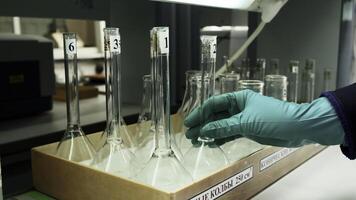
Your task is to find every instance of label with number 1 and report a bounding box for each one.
[158,29,169,54]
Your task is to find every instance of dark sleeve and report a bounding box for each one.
[321,83,356,160]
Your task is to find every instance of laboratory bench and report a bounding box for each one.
[0,95,141,197]
[6,145,356,200]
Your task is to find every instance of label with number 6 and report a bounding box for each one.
[65,39,77,55]
[110,35,121,53]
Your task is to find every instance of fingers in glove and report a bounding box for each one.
[184,94,236,128]
[201,115,243,139]
[185,126,200,140]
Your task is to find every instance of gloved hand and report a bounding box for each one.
[184,90,345,147]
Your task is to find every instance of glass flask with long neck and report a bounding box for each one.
[182,35,229,180]
[178,74,209,154]
[175,70,200,133]
[135,74,183,169]
[96,65,135,150]
[135,27,193,192]
[177,70,201,117]
[133,75,156,168]
[136,75,154,145]
[91,28,137,178]
[288,60,299,103]
[56,33,96,162]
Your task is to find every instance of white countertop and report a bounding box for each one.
[252,145,356,200]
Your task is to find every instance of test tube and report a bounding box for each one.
[288,60,299,103]
[269,58,280,75]
[265,75,288,101]
[250,58,266,81]
[323,68,333,92]
[300,59,316,102]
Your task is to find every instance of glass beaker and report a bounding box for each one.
[300,59,316,102]
[219,73,240,94]
[323,68,333,92]
[135,27,193,192]
[56,33,96,162]
[250,58,266,81]
[91,28,138,178]
[268,58,280,75]
[183,137,229,180]
[288,60,299,103]
[237,80,264,94]
[265,75,288,101]
[182,35,230,180]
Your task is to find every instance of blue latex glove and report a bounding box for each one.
[184,90,345,147]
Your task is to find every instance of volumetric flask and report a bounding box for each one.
[178,74,210,154]
[91,28,138,178]
[56,33,96,162]
[136,75,154,146]
[250,58,266,81]
[183,35,230,180]
[175,70,200,133]
[300,59,316,102]
[183,137,229,180]
[135,27,193,192]
[237,80,264,94]
[177,70,201,117]
[265,75,288,101]
[219,73,240,94]
[288,60,299,103]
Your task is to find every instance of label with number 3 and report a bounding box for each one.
[65,39,77,55]
[110,35,121,53]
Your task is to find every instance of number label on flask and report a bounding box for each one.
[201,36,217,59]
[65,39,77,55]
[292,66,298,73]
[210,40,217,59]
[109,35,121,53]
[157,29,169,54]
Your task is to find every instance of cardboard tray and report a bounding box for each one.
[32,116,325,200]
